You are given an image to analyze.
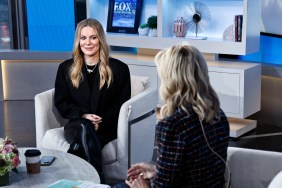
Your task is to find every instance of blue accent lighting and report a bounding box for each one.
[239,34,282,66]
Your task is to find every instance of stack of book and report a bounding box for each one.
[234,15,243,42]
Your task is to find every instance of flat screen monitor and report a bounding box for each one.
[107,0,143,34]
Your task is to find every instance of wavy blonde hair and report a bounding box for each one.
[70,18,112,89]
[155,44,220,122]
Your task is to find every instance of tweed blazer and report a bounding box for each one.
[153,107,229,187]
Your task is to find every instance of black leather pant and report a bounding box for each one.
[64,119,105,183]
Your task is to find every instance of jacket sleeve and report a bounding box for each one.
[152,120,185,187]
[54,61,87,120]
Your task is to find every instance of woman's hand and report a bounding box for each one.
[127,162,156,183]
[82,113,102,131]
[126,176,150,188]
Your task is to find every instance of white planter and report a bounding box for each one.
[138,27,149,36]
[148,28,157,37]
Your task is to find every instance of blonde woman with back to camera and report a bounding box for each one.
[123,44,230,188]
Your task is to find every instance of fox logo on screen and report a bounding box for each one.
[114,2,132,12]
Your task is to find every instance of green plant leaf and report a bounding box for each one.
[147,16,157,29]
[139,23,148,29]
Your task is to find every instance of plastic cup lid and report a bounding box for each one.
[24,149,41,157]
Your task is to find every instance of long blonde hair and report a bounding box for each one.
[155,44,220,122]
[70,18,112,89]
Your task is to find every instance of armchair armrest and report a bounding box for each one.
[117,83,158,168]
[34,88,66,148]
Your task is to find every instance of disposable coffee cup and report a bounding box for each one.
[24,149,41,174]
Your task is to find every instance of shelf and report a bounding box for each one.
[87,0,260,55]
[107,34,248,54]
[228,117,257,138]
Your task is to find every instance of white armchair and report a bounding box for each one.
[34,76,158,184]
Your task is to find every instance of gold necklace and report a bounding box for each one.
[85,61,99,73]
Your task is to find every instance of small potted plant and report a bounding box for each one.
[138,23,149,36]
[147,15,157,37]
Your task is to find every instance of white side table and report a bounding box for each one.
[5,147,100,187]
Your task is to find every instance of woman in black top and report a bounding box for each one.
[54,18,131,183]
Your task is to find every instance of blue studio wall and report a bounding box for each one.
[26,0,75,51]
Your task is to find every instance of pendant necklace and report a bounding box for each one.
[85,61,99,73]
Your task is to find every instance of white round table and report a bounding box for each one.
[5,147,100,187]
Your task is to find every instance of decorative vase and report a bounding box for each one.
[174,17,187,37]
[138,27,149,36]
[148,28,157,37]
[0,172,9,186]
